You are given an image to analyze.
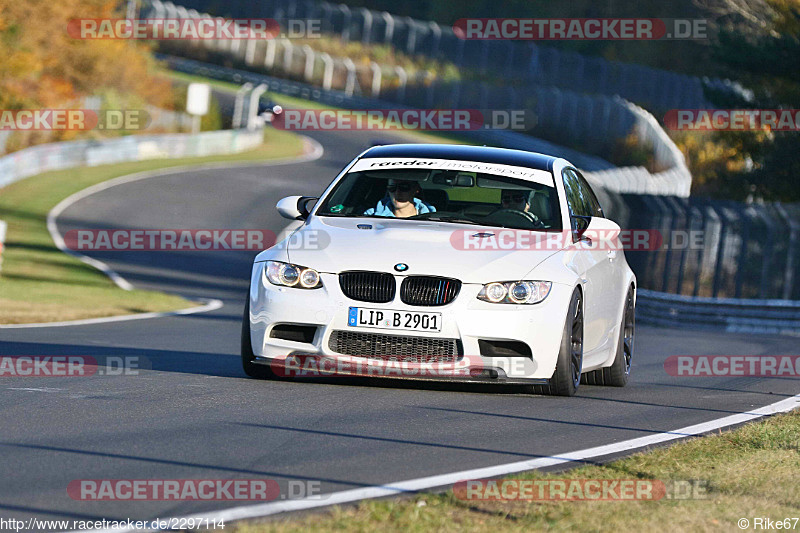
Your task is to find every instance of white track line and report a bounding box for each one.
[3,136,323,329]
[72,392,800,533]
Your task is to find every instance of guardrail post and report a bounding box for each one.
[247,84,268,130]
[303,45,316,81]
[735,206,752,298]
[343,57,356,96]
[232,83,253,129]
[428,21,441,58]
[394,65,407,102]
[369,62,382,97]
[360,8,373,44]
[0,220,6,275]
[265,38,277,68]
[381,12,395,44]
[152,0,165,19]
[339,4,352,42]
[320,2,333,34]
[711,205,730,297]
[776,203,799,299]
[281,38,294,73]
[320,53,334,90]
[404,17,417,55]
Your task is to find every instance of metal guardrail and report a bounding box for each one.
[601,193,800,302]
[146,0,692,197]
[162,54,693,196]
[162,0,726,113]
[636,289,800,335]
[0,129,263,191]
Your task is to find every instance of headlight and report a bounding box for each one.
[264,261,322,289]
[477,281,551,304]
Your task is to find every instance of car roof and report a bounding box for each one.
[360,144,558,172]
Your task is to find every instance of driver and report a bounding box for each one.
[501,189,530,212]
[364,179,436,218]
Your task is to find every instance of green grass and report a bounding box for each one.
[231,410,800,532]
[0,127,305,324]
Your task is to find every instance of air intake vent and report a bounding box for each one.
[338,271,396,303]
[400,276,461,306]
[329,330,460,358]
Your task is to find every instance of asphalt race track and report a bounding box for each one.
[1,129,798,529]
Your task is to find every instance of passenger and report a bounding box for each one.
[364,179,436,218]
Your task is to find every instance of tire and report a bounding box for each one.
[531,288,583,397]
[241,298,277,379]
[583,286,635,387]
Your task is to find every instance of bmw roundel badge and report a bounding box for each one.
[394,263,409,272]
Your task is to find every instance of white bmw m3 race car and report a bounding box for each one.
[242,144,636,396]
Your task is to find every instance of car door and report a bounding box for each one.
[572,169,622,363]
[561,168,611,363]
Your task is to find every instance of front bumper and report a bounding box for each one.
[248,263,572,382]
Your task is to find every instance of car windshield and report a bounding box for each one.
[315,164,562,231]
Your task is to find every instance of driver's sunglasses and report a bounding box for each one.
[502,193,527,203]
[387,183,414,193]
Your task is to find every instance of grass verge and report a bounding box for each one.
[231,409,800,532]
[0,127,305,324]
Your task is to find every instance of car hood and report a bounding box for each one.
[259,217,566,283]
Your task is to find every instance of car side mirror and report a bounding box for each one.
[571,215,591,242]
[582,216,621,246]
[277,196,318,220]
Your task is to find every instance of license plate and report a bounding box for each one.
[348,307,442,333]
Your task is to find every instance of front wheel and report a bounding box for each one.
[531,288,583,396]
[583,286,635,387]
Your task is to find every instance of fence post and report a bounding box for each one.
[394,65,407,102]
[428,21,441,57]
[776,204,798,299]
[343,57,356,96]
[339,4,352,42]
[360,8,373,44]
[0,220,6,275]
[381,12,395,44]
[232,83,253,129]
[320,53,334,90]
[405,17,417,55]
[303,45,316,81]
[753,205,777,298]
[281,38,294,72]
[370,62,382,97]
[247,84,268,130]
[265,38,277,68]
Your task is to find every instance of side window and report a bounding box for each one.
[573,170,604,218]
[561,169,590,217]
